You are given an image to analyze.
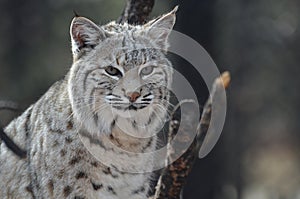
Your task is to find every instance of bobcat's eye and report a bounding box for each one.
[140,66,154,76]
[105,66,122,77]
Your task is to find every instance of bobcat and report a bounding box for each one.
[0,7,177,199]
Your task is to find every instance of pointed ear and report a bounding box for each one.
[70,17,106,58]
[145,6,178,50]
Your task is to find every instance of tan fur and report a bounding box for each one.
[0,8,177,199]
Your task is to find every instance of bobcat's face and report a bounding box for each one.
[68,10,176,136]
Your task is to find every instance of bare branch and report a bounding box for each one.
[117,0,155,25]
[152,72,230,199]
[0,100,20,111]
[0,127,27,158]
[0,100,26,158]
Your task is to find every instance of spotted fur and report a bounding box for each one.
[0,7,177,199]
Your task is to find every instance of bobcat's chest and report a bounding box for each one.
[30,122,156,198]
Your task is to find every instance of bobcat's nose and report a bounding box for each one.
[126,92,141,103]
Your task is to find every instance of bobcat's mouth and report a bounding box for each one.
[126,104,148,111]
[112,103,149,111]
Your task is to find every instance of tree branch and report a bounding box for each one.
[0,100,26,158]
[152,72,230,199]
[117,0,155,25]
[0,100,19,111]
[0,127,27,158]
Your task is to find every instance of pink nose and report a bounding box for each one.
[127,92,141,102]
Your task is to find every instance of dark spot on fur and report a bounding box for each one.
[58,169,65,179]
[111,119,116,129]
[109,134,123,148]
[132,120,137,128]
[103,167,119,178]
[48,120,64,134]
[132,186,146,194]
[91,181,103,190]
[65,136,73,143]
[47,180,54,196]
[107,186,117,195]
[63,186,72,197]
[69,156,81,165]
[67,121,73,129]
[141,138,153,152]
[60,149,66,157]
[111,164,126,175]
[52,140,59,147]
[25,186,32,192]
[25,184,33,193]
[103,167,112,175]
[76,171,88,179]
[91,161,99,167]
[76,148,85,155]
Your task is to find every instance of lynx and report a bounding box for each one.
[0,7,177,199]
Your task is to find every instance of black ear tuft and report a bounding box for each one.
[73,10,80,17]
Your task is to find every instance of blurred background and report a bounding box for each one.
[1,0,300,198]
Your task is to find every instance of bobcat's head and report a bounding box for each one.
[68,8,177,137]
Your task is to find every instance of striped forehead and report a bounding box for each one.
[115,46,161,71]
[103,24,164,71]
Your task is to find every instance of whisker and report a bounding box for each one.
[106,99,123,102]
[94,104,109,113]
[150,106,166,124]
[154,103,173,122]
